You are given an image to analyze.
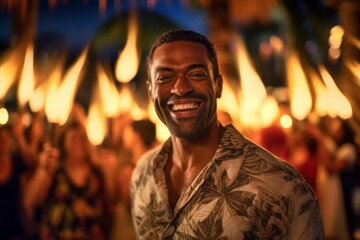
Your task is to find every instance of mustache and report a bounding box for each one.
[166,92,207,103]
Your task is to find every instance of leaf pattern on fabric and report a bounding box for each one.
[135,193,167,239]
[131,124,324,240]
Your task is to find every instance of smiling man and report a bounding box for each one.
[130,29,324,240]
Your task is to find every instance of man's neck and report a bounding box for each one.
[170,121,225,171]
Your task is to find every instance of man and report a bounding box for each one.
[130,29,324,239]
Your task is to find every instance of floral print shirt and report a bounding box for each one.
[131,125,324,240]
[40,167,105,240]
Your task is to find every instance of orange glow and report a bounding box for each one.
[347,60,360,86]
[260,96,280,127]
[280,114,292,129]
[97,63,121,117]
[286,51,312,121]
[0,46,24,101]
[318,64,352,119]
[235,36,267,128]
[45,61,63,123]
[115,10,140,83]
[118,85,134,114]
[0,108,9,125]
[217,79,239,123]
[86,84,107,146]
[17,43,35,108]
[148,102,170,142]
[310,68,334,118]
[56,47,88,125]
[29,83,47,113]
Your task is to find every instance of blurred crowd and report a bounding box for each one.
[0,104,359,240]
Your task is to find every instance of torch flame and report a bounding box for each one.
[97,63,121,117]
[56,47,88,125]
[18,43,35,108]
[217,79,239,124]
[86,84,107,146]
[45,60,63,123]
[318,64,352,119]
[235,36,267,128]
[286,51,312,121]
[148,102,170,142]
[347,60,360,87]
[115,10,140,83]
[0,45,25,101]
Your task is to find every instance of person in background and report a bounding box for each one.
[0,125,27,240]
[317,117,358,240]
[110,119,157,240]
[23,121,113,240]
[258,124,289,161]
[130,29,324,239]
[287,123,319,195]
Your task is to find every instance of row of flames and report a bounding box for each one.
[0,19,355,145]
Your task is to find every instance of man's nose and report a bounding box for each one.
[170,76,194,96]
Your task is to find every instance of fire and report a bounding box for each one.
[17,43,35,108]
[45,60,63,123]
[97,63,121,117]
[347,60,360,86]
[56,47,88,125]
[235,36,267,128]
[115,10,140,83]
[318,64,352,119]
[217,79,239,124]
[0,45,25,101]
[286,51,312,121]
[86,84,107,146]
[118,85,134,114]
[29,82,48,113]
[147,102,170,142]
[310,68,334,118]
[260,95,280,127]
[0,108,9,125]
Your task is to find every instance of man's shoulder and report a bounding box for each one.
[135,144,163,169]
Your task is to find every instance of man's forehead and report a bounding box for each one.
[151,41,210,67]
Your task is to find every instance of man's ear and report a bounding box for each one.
[216,75,223,98]
[147,80,153,101]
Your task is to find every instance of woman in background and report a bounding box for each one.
[23,121,113,240]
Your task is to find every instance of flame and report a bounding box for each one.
[286,51,312,121]
[115,11,140,83]
[148,102,170,142]
[86,84,107,146]
[260,96,280,127]
[0,45,24,100]
[56,47,88,125]
[118,85,134,114]
[310,68,334,118]
[235,36,267,128]
[97,63,121,117]
[347,60,360,86]
[45,61,63,123]
[17,43,35,108]
[0,108,9,125]
[217,79,239,123]
[29,83,48,113]
[236,36,267,110]
[318,64,352,119]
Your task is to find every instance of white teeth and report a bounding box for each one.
[172,102,199,111]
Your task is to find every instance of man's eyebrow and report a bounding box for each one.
[154,66,174,72]
[186,64,208,71]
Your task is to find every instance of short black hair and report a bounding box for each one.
[147,29,220,81]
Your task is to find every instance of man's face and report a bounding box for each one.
[148,41,222,139]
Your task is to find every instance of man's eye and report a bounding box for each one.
[188,72,208,80]
[157,75,174,82]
